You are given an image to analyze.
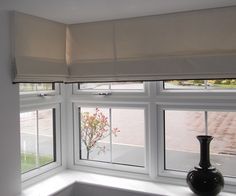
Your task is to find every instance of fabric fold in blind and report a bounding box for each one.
[12,7,236,83]
[67,6,236,82]
[13,12,68,83]
[68,54,236,82]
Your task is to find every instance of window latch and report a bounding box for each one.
[93,92,112,96]
[38,93,55,97]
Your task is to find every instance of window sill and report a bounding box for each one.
[19,169,236,196]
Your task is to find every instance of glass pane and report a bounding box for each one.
[38,109,54,166]
[207,80,236,89]
[80,107,111,162]
[111,108,145,167]
[208,112,236,177]
[79,107,145,167]
[20,111,37,173]
[20,83,54,93]
[79,83,110,90]
[110,82,144,90]
[79,82,144,91]
[164,80,205,90]
[165,110,205,171]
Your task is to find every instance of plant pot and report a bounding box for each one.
[186,135,224,196]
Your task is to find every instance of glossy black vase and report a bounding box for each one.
[186,135,224,196]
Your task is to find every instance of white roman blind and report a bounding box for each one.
[13,12,68,83]
[67,21,116,82]
[67,6,236,82]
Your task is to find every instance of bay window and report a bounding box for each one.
[72,83,148,173]
[13,10,236,193]
[69,80,236,190]
[19,80,236,190]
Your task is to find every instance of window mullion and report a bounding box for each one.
[36,110,40,168]
[204,111,208,135]
[204,80,208,90]
[109,108,112,164]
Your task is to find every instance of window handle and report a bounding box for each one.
[38,93,55,97]
[93,92,112,96]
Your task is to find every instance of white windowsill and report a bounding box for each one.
[19,169,236,196]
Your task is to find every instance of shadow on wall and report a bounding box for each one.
[53,182,163,196]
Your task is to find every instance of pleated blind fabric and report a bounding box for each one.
[67,6,236,82]
[13,7,236,83]
[13,12,68,83]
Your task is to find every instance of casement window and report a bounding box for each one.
[72,82,148,173]
[71,80,236,188]
[20,83,61,181]
[20,83,55,93]
[73,82,146,96]
[20,108,56,173]
[164,109,236,178]
[164,80,236,90]
[78,82,144,91]
[158,79,236,187]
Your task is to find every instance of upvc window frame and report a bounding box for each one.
[68,81,236,192]
[70,82,153,175]
[156,81,236,189]
[157,105,236,185]
[20,84,62,182]
[159,80,236,98]
[73,102,149,175]
[72,82,149,97]
[19,83,60,98]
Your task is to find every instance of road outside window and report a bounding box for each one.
[20,109,55,173]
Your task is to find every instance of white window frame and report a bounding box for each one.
[19,83,60,98]
[157,105,236,185]
[159,80,236,97]
[72,82,149,97]
[73,102,149,174]
[67,81,236,192]
[156,81,236,188]
[20,84,62,182]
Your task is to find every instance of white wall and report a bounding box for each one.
[0,10,21,196]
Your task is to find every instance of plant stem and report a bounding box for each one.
[86,148,90,160]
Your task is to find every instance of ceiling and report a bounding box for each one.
[1,0,236,24]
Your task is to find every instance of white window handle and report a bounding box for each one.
[38,93,55,97]
[93,92,112,96]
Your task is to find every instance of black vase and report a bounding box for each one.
[186,135,224,196]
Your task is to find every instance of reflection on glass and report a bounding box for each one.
[165,110,205,171]
[208,112,236,177]
[79,82,144,91]
[79,107,145,167]
[20,83,54,92]
[111,108,145,166]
